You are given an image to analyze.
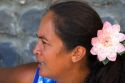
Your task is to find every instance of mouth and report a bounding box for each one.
[37,61,46,68]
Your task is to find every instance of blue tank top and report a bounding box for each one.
[33,68,56,83]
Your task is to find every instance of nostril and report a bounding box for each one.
[33,49,40,56]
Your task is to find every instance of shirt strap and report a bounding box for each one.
[33,67,40,83]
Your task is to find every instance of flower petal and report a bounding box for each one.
[97,52,107,61]
[117,43,125,53]
[103,21,112,31]
[112,24,120,32]
[97,30,103,37]
[91,37,99,46]
[90,47,97,55]
[107,52,117,61]
[118,33,125,41]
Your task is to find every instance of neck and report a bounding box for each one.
[56,66,90,83]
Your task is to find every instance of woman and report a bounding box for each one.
[1,1,125,83]
[33,1,125,83]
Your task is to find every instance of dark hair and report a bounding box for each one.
[48,1,125,83]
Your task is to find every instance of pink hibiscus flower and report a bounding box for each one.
[90,21,125,61]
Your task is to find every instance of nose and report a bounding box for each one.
[33,43,41,56]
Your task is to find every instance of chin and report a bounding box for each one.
[39,70,50,77]
[40,70,56,80]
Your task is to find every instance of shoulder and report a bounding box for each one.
[10,62,38,83]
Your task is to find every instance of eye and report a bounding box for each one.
[39,40,46,49]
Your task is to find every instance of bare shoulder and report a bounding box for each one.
[13,62,38,83]
[0,62,38,83]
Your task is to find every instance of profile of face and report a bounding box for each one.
[33,1,104,82]
[33,11,76,79]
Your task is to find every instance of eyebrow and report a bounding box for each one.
[36,34,48,42]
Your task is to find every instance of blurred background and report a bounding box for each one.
[0,0,125,67]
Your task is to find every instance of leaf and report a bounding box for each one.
[102,58,109,65]
[119,51,125,56]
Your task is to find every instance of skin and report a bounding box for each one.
[33,11,90,83]
[0,62,38,83]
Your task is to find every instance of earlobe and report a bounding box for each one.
[72,46,86,63]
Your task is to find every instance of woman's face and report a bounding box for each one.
[33,11,73,79]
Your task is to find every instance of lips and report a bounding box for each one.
[37,61,46,68]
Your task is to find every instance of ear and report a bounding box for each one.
[72,46,86,63]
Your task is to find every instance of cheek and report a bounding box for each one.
[42,42,60,56]
[47,50,72,74]
[43,45,60,64]
[44,48,57,62]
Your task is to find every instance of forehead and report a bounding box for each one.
[38,11,54,34]
[37,11,60,42]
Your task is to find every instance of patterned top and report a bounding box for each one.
[33,68,56,83]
